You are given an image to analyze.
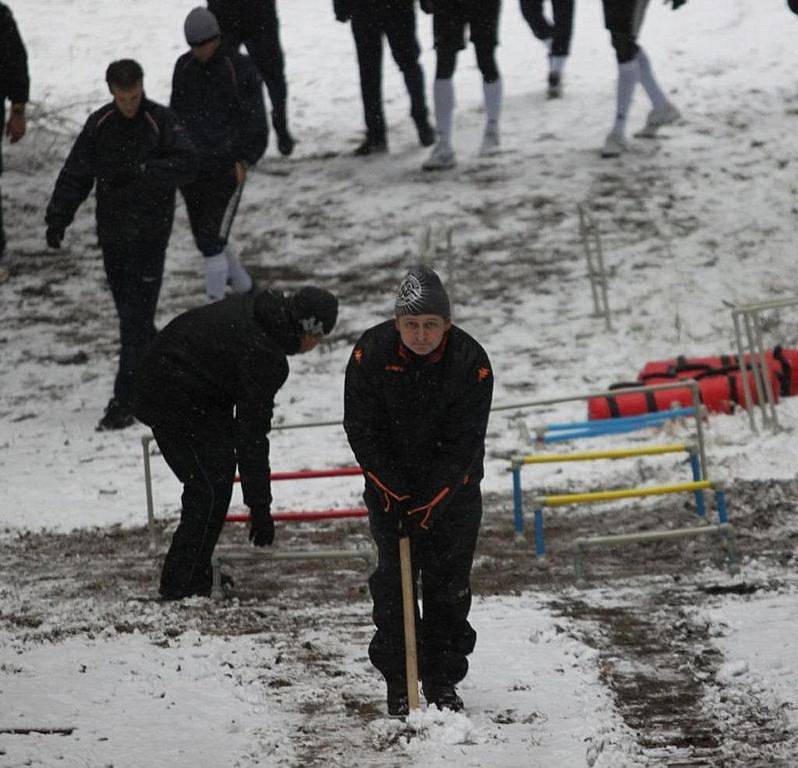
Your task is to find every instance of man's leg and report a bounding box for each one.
[384,4,435,146]
[243,0,294,156]
[519,0,552,42]
[181,174,241,302]
[351,5,388,154]
[100,241,165,430]
[153,425,237,599]
[419,485,482,709]
[471,0,503,154]
[0,182,7,283]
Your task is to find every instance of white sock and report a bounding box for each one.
[636,47,668,111]
[433,79,455,150]
[612,58,640,136]
[224,243,252,293]
[204,253,228,302]
[550,55,566,75]
[483,78,502,133]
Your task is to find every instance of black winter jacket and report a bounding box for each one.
[344,320,493,514]
[133,290,302,510]
[208,0,277,36]
[0,2,29,174]
[45,97,197,247]
[170,48,268,176]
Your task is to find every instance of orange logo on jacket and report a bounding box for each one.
[477,367,491,381]
[353,348,363,365]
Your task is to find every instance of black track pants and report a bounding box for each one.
[366,484,482,687]
[519,0,574,57]
[153,424,237,598]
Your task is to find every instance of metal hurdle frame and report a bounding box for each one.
[731,296,798,433]
[495,381,737,571]
[577,204,611,331]
[141,426,375,580]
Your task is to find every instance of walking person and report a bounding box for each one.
[420,0,504,171]
[0,2,29,284]
[132,287,338,600]
[519,0,574,98]
[171,7,269,303]
[207,0,296,156]
[600,0,686,158]
[334,0,435,156]
[44,59,197,431]
[344,265,493,716]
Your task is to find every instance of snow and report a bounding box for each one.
[2,0,798,765]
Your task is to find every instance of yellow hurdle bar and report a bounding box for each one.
[538,480,713,508]
[514,443,688,465]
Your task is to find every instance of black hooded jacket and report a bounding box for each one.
[170,47,268,176]
[208,0,277,36]
[133,290,302,510]
[0,2,28,175]
[45,97,197,247]
[344,320,493,514]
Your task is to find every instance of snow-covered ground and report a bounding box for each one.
[2,0,798,765]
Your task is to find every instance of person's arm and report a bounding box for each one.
[234,58,269,167]
[1,5,30,143]
[44,118,97,246]
[333,0,352,22]
[344,344,411,510]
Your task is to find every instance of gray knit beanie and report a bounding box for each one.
[184,7,221,46]
[394,265,451,318]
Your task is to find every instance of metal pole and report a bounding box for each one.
[142,435,157,552]
[533,508,546,558]
[688,381,709,481]
[742,311,768,426]
[752,311,779,428]
[732,310,758,432]
[578,205,602,320]
[688,450,706,518]
[512,464,525,539]
[594,213,612,331]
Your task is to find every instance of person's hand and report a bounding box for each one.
[333,0,351,22]
[666,0,687,9]
[420,0,435,14]
[234,161,248,185]
[45,226,64,249]
[5,109,26,144]
[249,506,275,546]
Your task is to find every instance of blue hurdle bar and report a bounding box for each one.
[545,407,696,432]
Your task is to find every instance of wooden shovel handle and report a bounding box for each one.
[399,535,420,711]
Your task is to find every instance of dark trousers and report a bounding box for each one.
[519,0,574,57]
[220,1,289,134]
[102,241,165,408]
[366,484,482,687]
[0,182,6,257]
[153,423,237,598]
[603,0,648,62]
[181,173,238,257]
[351,3,428,141]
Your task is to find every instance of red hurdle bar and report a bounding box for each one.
[234,467,364,483]
[226,507,368,523]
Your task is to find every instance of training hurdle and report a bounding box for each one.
[500,381,737,572]
[577,204,611,331]
[731,296,798,433]
[141,433,373,581]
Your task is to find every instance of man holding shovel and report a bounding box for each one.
[344,265,493,716]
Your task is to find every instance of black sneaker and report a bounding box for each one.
[547,71,562,99]
[353,136,388,157]
[386,679,409,717]
[276,129,295,157]
[423,682,463,712]
[415,119,436,147]
[96,398,135,431]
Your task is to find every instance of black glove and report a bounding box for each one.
[668,0,687,9]
[420,0,435,14]
[45,226,64,249]
[333,0,351,22]
[249,506,275,546]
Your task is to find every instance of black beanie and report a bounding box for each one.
[394,265,450,319]
[290,287,338,336]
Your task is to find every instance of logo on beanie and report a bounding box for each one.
[299,316,324,335]
[396,274,424,312]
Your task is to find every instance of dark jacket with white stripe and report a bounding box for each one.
[344,320,493,515]
[45,97,197,247]
[170,47,268,176]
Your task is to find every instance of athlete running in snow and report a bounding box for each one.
[519,0,575,98]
